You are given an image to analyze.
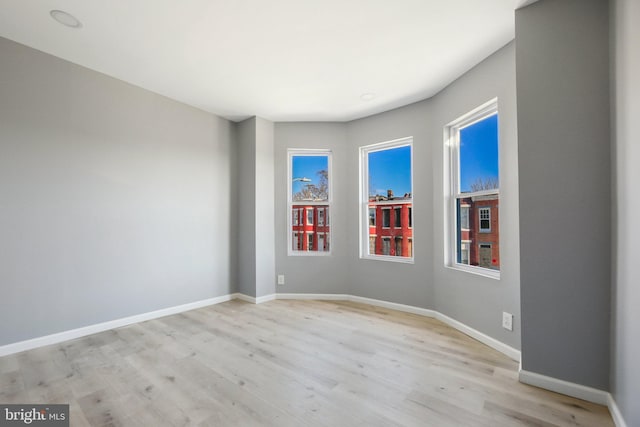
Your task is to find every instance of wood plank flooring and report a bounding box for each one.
[0,300,614,426]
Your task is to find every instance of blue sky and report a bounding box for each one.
[459,114,499,192]
[368,145,412,196]
[291,155,328,192]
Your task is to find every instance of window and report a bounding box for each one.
[395,236,403,256]
[293,232,300,251]
[408,207,413,228]
[479,207,491,232]
[460,205,470,229]
[360,137,413,262]
[288,150,332,255]
[445,99,500,277]
[478,243,492,268]
[382,237,391,255]
[382,209,391,228]
[460,242,470,265]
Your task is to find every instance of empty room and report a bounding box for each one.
[0,0,638,426]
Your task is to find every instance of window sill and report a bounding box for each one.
[446,263,500,280]
[361,255,414,264]
[288,251,332,257]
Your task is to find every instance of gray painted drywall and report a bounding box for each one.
[236,118,257,297]
[0,37,236,346]
[611,0,640,424]
[274,43,520,350]
[346,101,434,309]
[516,0,611,390]
[255,117,276,298]
[274,123,349,294]
[431,43,521,350]
[236,116,276,298]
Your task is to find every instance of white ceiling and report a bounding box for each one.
[0,0,536,122]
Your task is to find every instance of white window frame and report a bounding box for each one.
[479,207,491,232]
[288,149,332,256]
[444,98,500,279]
[306,208,314,225]
[318,208,325,226]
[359,137,414,263]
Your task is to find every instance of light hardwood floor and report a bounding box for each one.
[0,300,614,426]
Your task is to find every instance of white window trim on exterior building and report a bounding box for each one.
[479,207,491,233]
[444,98,500,279]
[359,137,414,264]
[288,149,332,257]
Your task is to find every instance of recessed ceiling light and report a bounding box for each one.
[360,93,376,102]
[50,10,82,29]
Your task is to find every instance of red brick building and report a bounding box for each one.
[291,204,330,251]
[368,191,413,257]
[458,194,499,269]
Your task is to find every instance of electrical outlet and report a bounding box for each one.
[277,274,285,285]
[502,312,513,331]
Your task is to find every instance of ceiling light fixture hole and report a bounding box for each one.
[360,93,376,102]
[50,10,82,29]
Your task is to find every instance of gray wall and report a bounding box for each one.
[611,0,640,424]
[0,37,236,345]
[516,0,611,390]
[236,116,276,298]
[274,43,521,350]
[254,117,275,298]
[274,123,349,294]
[431,43,521,350]
[236,118,257,297]
[346,101,434,309]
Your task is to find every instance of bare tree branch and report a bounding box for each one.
[469,177,499,192]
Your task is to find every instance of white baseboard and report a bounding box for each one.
[608,393,629,427]
[435,312,521,361]
[274,292,520,362]
[275,293,348,301]
[347,295,438,318]
[519,369,629,426]
[234,293,276,304]
[519,369,609,405]
[0,294,235,357]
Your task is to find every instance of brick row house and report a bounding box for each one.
[291,205,330,251]
[457,194,499,269]
[368,191,413,257]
